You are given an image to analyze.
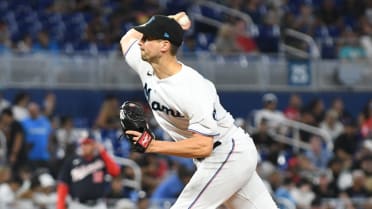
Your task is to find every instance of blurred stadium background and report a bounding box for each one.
[0,0,372,208]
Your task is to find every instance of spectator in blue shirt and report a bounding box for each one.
[22,102,52,170]
[305,135,333,170]
[151,163,194,205]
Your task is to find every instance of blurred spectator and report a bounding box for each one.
[0,91,10,112]
[241,0,266,24]
[319,110,344,141]
[359,154,372,193]
[234,117,247,132]
[21,102,53,170]
[42,91,57,120]
[95,94,120,130]
[305,98,326,126]
[267,170,283,192]
[275,177,296,207]
[0,20,11,54]
[305,135,333,170]
[137,192,150,209]
[343,170,371,198]
[31,171,57,209]
[291,179,316,209]
[73,0,104,12]
[327,157,348,192]
[181,34,203,54]
[293,3,316,35]
[299,110,317,142]
[33,31,60,54]
[310,197,325,209]
[50,115,81,177]
[333,119,360,167]
[85,13,108,46]
[254,93,285,128]
[106,176,126,207]
[233,19,258,53]
[283,93,302,121]
[16,34,34,54]
[111,0,137,23]
[12,92,30,121]
[106,13,126,46]
[15,165,33,199]
[114,198,137,209]
[256,9,281,53]
[151,163,194,203]
[136,154,166,196]
[312,171,339,199]
[57,137,120,209]
[0,166,19,204]
[54,115,80,160]
[251,118,283,165]
[214,23,242,55]
[329,97,353,124]
[316,0,342,27]
[0,108,27,172]
[360,99,372,139]
[338,28,366,60]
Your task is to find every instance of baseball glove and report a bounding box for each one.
[119,101,154,153]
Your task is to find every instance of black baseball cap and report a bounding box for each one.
[134,15,184,47]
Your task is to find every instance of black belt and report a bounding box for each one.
[196,141,221,162]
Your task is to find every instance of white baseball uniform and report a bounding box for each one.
[125,40,278,209]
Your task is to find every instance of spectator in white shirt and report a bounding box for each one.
[0,91,10,113]
[12,92,30,121]
[320,110,344,141]
[255,93,285,129]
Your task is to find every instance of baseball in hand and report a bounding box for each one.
[178,15,191,30]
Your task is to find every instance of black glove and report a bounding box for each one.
[119,101,154,153]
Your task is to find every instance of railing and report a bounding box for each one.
[272,118,333,151]
[281,28,321,59]
[247,111,332,152]
[0,53,371,91]
[190,0,255,36]
[114,156,142,191]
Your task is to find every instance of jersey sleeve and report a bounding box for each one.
[124,40,152,80]
[186,81,219,137]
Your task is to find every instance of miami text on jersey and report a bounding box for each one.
[144,83,184,118]
[70,160,104,182]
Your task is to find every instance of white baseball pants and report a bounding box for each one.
[170,128,278,209]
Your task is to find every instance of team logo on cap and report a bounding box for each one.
[164,32,170,38]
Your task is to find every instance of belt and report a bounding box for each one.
[196,141,221,162]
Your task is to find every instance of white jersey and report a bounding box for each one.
[124,39,278,209]
[125,40,235,142]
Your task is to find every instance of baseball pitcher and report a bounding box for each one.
[119,12,278,209]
